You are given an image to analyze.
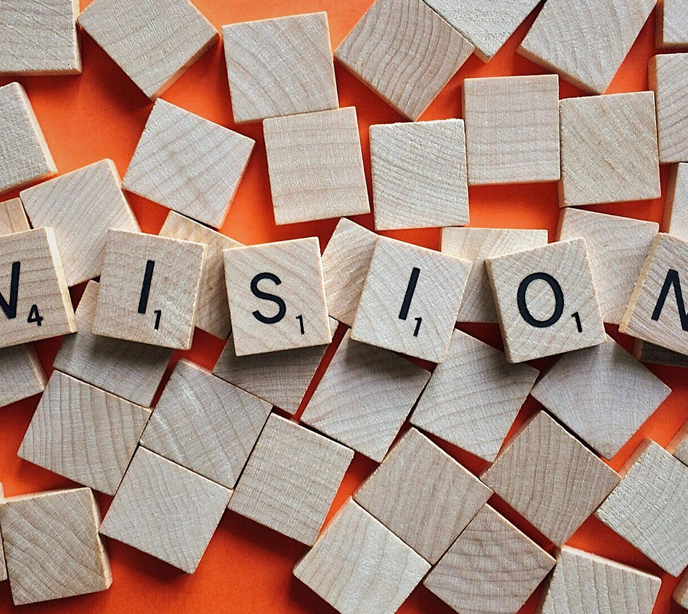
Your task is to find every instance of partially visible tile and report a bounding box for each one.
[675,572,688,609]
[657,0,688,49]
[664,163,688,240]
[0,198,30,235]
[634,339,688,368]
[649,54,688,164]
[0,343,46,408]
[0,484,5,582]
[668,420,688,466]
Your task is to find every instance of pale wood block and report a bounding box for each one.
[263,108,369,225]
[334,0,474,121]
[674,572,688,609]
[669,421,688,466]
[0,343,46,408]
[650,54,688,164]
[351,236,472,363]
[301,331,430,462]
[0,487,111,605]
[559,92,661,208]
[634,338,688,367]
[482,411,621,546]
[294,499,430,614]
[665,163,688,239]
[657,0,688,48]
[93,229,205,350]
[0,484,5,582]
[123,101,254,229]
[425,505,555,614]
[463,75,560,185]
[411,329,539,463]
[229,414,353,545]
[223,13,338,124]
[0,198,30,235]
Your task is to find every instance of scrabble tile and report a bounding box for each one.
[301,331,430,462]
[224,238,331,356]
[335,0,474,121]
[123,101,254,229]
[0,343,46,408]
[370,119,469,230]
[665,163,688,240]
[223,13,338,124]
[649,54,688,164]
[77,0,218,99]
[0,82,56,195]
[463,75,560,185]
[263,108,369,225]
[519,0,655,94]
[354,428,492,563]
[441,227,548,323]
[675,573,688,609]
[424,505,555,614]
[351,237,472,363]
[93,229,205,350]
[294,499,430,614]
[411,329,539,463]
[669,420,688,466]
[0,198,30,235]
[482,411,621,546]
[657,0,688,48]
[229,414,353,545]
[634,339,688,367]
[558,208,659,324]
[559,92,661,208]
[0,487,111,605]
[100,447,231,573]
[0,485,5,582]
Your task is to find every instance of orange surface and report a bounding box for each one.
[0,1,686,613]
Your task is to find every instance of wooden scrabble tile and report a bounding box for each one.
[294,499,430,614]
[441,227,548,323]
[351,236,472,363]
[669,420,688,466]
[559,92,661,208]
[0,198,30,235]
[0,487,111,605]
[482,411,621,546]
[100,447,231,573]
[424,505,555,614]
[301,331,430,462]
[77,0,217,99]
[229,414,353,545]
[0,82,56,195]
[263,108,369,225]
[123,101,254,229]
[93,229,205,350]
[657,0,688,48]
[675,573,688,609]
[650,54,688,164]
[335,0,474,121]
[634,339,688,367]
[411,329,539,463]
[665,163,688,240]
[0,485,5,582]
[223,13,338,124]
[0,343,46,408]
[558,208,659,324]
[463,75,560,185]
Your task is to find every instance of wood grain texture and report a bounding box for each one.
[0,198,30,235]
[482,411,621,546]
[668,420,688,466]
[301,331,430,462]
[0,485,5,582]
[229,414,353,546]
[657,0,688,48]
[674,572,688,609]
[263,108,369,225]
[0,343,46,408]
[634,338,688,367]
[649,54,688,164]
[411,329,539,463]
[334,0,474,121]
[665,163,688,239]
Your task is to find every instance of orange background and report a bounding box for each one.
[0,1,686,613]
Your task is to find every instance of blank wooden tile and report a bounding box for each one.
[301,331,430,462]
[634,338,688,367]
[650,54,688,164]
[0,487,111,605]
[223,13,338,124]
[425,505,555,614]
[559,92,661,208]
[351,236,471,363]
[123,101,254,229]
[263,108,369,225]
[482,411,620,546]
[294,499,430,614]
[665,163,688,240]
[463,75,560,185]
[411,329,539,463]
[0,485,5,582]
[0,198,30,235]
[229,414,353,545]
[0,343,46,408]
[657,0,688,48]
[675,573,688,609]
[669,420,688,466]
[93,229,205,350]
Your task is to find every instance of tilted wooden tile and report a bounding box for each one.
[665,163,688,240]
[657,0,688,48]
[649,54,688,164]
[0,343,46,408]
[0,484,5,582]
[0,198,30,235]
[634,338,688,368]
[668,420,688,466]
[675,573,688,609]
[335,0,474,121]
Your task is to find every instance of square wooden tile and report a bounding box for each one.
[657,0,688,48]
[0,198,30,235]
[650,54,688,164]
[665,163,688,240]
[0,343,46,408]
[634,339,688,368]
[675,573,688,610]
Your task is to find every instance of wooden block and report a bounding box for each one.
[669,421,688,466]
[482,411,621,546]
[294,499,430,614]
[223,13,338,124]
[93,229,205,350]
[229,414,353,545]
[0,485,5,582]
[665,163,688,240]
[301,331,430,462]
[657,0,688,48]
[100,447,231,573]
[21,159,140,287]
[634,338,688,367]
[0,343,46,408]
[351,236,472,363]
[263,108,369,225]
[123,101,254,229]
[0,487,111,605]
[674,572,688,609]
[335,0,474,121]
[425,505,555,614]
[650,54,688,164]
[559,92,661,208]
[0,198,30,235]
[463,75,560,185]
[411,329,539,463]
[370,119,469,230]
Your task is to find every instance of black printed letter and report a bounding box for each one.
[138,260,155,315]
[251,272,287,324]
[517,272,565,328]
[0,261,20,320]
[652,269,688,331]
